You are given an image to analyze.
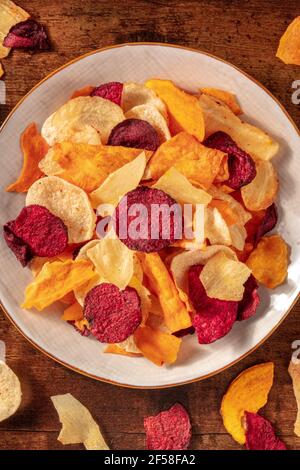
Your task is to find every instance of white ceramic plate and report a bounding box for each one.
[0,44,299,388]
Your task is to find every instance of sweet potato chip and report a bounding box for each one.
[22,259,95,311]
[246,235,288,288]
[209,185,251,225]
[134,325,181,366]
[288,359,300,437]
[200,251,251,301]
[0,359,22,422]
[201,88,242,115]
[104,344,142,357]
[221,362,274,444]
[70,86,95,99]
[241,160,279,211]
[29,249,73,277]
[209,199,239,226]
[6,123,49,192]
[62,301,83,322]
[276,16,300,65]
[0,61,4,78]
[126,104,171,143]
[51,393,109,450]
[205,207,232,246]
[147,132,228,189]
[0,0,29,59]
[122,82,167,117]
[60,291,76,306]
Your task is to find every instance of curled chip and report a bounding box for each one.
[83,283,142,343]
[237,275,260,321]
[6,123,49,193]
[3,18,50,50]
[204,131,256,190]
[208,185,251,225]
[125,104,171,143]
[114,186,181,253]
[71,86,95,99]
[205,206,232,246]
[3,223,33,267]
[121,81,167,116]
[220,362,274,444]
[51,393,109,450]
[254,203,278,246]
[0,359,22,422]
[288,360,300,437]
[245,412,286,450]
[241,160,279,211]
[104,343,142,357]
[91,81,123,105]
[62,301,83,322]
[246,235,288,289]
[200,88,242,115]
[134,325,181,366]
[145,79,205,142]
[144,403,191,450]
[276,16,300,65]
[26,176,96,243]
[108,118,160,151]
[0,0,30,59]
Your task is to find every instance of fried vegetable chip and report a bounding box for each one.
[6,123,49,192]
[241,160,279,211]
[0,0,29,59]
[3,18,50,50]
[200,88,242,115]
[205,207,232,246]
[276,16,300,65]
[288,359,300,437]
[254,203,278,246]
[121,81,167,116]
[208,185,251,225]
[0,61,3,78]
[108,118,160,151]
[0,359,22,422]
[3,223,33,267]
[245,412,286,450]
[134,325,181,366]
[91,81,123,105]
[51,393,109,450]
[70,86,95,99]
[62,301,83,322]
[220,362,274,444]
[237,275,260,321]
[104,343,142,357]
[126,104,171,143]
[246,235,288,288]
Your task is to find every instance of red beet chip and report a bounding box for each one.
[107,118,160,151]
[144,403,191,450]
[4,205,68,258]
[254,203,278,246]
[245,412,287,450]
[114,186,182,253]
[3,19,50,50]
[188,264,238,344]
[83,283,142,343]
[204,131,256,189]
[3,223,33,267]
[91,82,123,106]
[237,275,260,321]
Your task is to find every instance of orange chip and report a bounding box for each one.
[147,132,228,189]
[70,86,95,99]
[30,249,74,277]
[209,199,240,226]
[134,325,181,366]
[60,291,76,306]
[288,359,300,437]
[62,301,83,321]
[276,16,300,65]
[104,344,142,357]
[201,88,242,115]
[246,235,288,288]
[6,123,49,192]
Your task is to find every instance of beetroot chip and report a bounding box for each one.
[3,223,33,267]
[114,186,182,253]
[254,203,278,246]
[245,412,287,450]
[204,131,256,189]
[3,19,50,51]
[144,403,191,450]
[83,283,142,343]
[188,264,238,344]
[108,118,160,151]
[237,275,260,321]
[91,82,123,106]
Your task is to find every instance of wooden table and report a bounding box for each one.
[1,0,299,450]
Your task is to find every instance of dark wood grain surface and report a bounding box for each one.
[0,0,299,450]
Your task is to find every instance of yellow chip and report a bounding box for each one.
[0,360,22,422]
[276,16,300,65]
[126,104,171,143]
[200,88,242,115]
[0,0,29,59]
[51,393,109,450]
[121,81,167,116]
[205,207,232,246]
[241,160,279,211]
[228,224,247,251]
[289,359,300,437]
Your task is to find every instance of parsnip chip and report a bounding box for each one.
[122,81,167,116]
[116,331,142,355]
[147,132,228,189]
[6,123,49,192]
[200,88,242,115]
[126,104,171,143]
[134,325,181,366]
[276,17,300,65]
[62,301,83,322]
[140,252,192,333]
[26,176,96,243]
[205,207,232,246]
[22,259,95,311]
[221,362,274,444]
[41,96,125,146]
[145,79,205,141]
[200,251,251,301]
[229,224,247,251]
[51,393,109,450]
[208,185,251,225]
[0,0,29,59]
[0,359,22,422]
[73,240,103,306]
[246,235,288,288]
[241,160,279,211]
[199,93,279,161]
[288,359,300,437]
[104,343,142,357]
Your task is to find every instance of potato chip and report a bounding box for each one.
[104,343,142,357]
[41,96,125,146]
[205,207,232,246]
[70,86,94,99]
[200,251,251,301]
[0,359,22,422]
[276,17,300,65]
[6,123,49,192]
[62,301,83,322]
[241,160,279,211]
[26,176,96,243]
[200,88,242,115]
[246,235,288,288]
[145,79,205,141]
[288,359,300,437]
[0,0,29,58]
[140,252,192,333]
[122,81,167,117]
[198,93,279,161]
[22,259,95,311]
[147,132,228,189]
[51,393,109,450]
[126,104,171,143]
[221,362,274,444]
[134,325,181,366]
[208,185,251,225]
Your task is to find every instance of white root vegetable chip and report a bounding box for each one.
[0,359,22,422]
[121,82,167,116]
[204,207,231,246]
[51,393,109,450]
[241,160,279,211]
[208,185,251,225]
[0,0,29,59]
[126,104,171,143]
[289,359,300,437]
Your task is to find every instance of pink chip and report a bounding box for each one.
[245,412,287,450]
[237,275,260,321]
[91,82,123,106]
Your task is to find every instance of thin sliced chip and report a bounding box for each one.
[29,249,73,277]
[200,88,242,115]
[199,93,279,161]
[0,359,22,422]
[129,275,151,324]
[0,0,29,58]
[0,61,4,78]
[134,325,181,366]
[288,359,300,437]
[229,224,247,251]
[220,362,274,444]
[62,301,83,322]
[121,81,167,116]
[205,207,232,246]
[246,235,288,288]
[276,17,300,65]
[209,185,251,225]
[6,123,49,192]
[51,393,109,450]
[22,259,95,311]
[60,291,76,306]
[245,412,287,450]
[70,86,95,99]
[26,176,96,243]
[209,199,240,226]
[104,344,142,357]
[73,240,103,306]
[241,160,279,211]
[126,104,171,143]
